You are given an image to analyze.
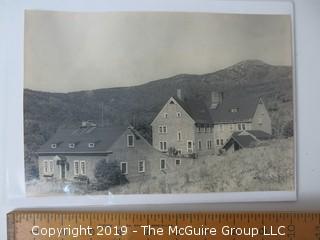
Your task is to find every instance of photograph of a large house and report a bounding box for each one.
[35,90,271,183]
[24,11,295,195]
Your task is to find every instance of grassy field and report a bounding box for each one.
[26,137,294,196]
[109,137,295,194]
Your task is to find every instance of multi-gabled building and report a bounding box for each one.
[36,122,182,183]
[151,89,214,156]
[36,88,272,186]
[151,89,272,155]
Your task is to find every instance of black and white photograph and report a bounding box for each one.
[24,10,295,196]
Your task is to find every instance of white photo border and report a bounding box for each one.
[3,0,296,205]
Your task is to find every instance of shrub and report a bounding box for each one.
[168,147,178,156]
[25,162,39,181]
[188,153,198,159]
[94,159,128,190]
[74,175,89,184]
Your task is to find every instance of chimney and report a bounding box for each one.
[177,89,183,101]
[210,91,223,109]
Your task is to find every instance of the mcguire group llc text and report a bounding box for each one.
[31,224,288,238]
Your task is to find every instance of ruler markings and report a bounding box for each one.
[7,211,320,239]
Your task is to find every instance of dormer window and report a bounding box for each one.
[230,108,239,113]
[88,143,95,148]
[51,143,57,149]
[69,143,75,149]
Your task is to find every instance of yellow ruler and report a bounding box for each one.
[7,211,320,239]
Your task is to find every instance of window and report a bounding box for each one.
[120,162,128,174]
[159,125,167,134]
[238,124,241,130]
[159,141,167,151]
[207,140,212,149]
[49,160,54,173]
[175,159,181,166]
[164,113,168,118]
[138,160,145,173]
[177,112,181,117]
[177,131,181,141]
[127,135,134,147]
[216,139,220,146]
[88,143,95,148]
[197,127,201,133]
[80,161,86,175]
[230,107,239,113]
[187,140,193,153]
[198,140,202,150]
[43,160,49,174]
[220,139,224,145]
[44,160,54,174]
[160,159,166,170]
[51,143,57,149]
[163,126,167,133]
[69,143,75,148]
[205,127,209,133]
[242,123,246,130]
[74,161,79,176]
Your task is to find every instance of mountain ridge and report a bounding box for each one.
[24,59,294,178]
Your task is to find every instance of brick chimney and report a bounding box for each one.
[210,91,223,109]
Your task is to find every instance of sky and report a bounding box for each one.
[24,11,292,93]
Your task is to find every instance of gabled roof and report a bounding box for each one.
[233,134,256,148]
[173,96,212,124]
[245,130,272,140]
[170,93,261,124]
[210,94,260,124]
[224,130,272,149]
[37,126,127,155]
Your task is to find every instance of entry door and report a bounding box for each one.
[60,164,66,179]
